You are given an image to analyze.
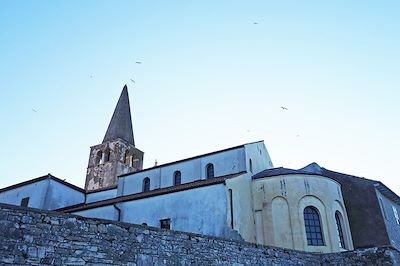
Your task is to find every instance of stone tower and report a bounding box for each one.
[85,85,144,191]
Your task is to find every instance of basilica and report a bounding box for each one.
[1,85,399,253]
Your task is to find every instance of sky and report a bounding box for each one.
[0,1,399,194]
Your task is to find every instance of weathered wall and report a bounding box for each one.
[252,174,353,253]
[0,179,85,211]
[74,184,232,239]
[118,146,247,196]
[0,203,399,266]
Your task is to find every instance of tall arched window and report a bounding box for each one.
[95,150,102,165]
[143,177,150,192]
[304,206,324,246]
[206,163,214,179]
[173,171,181,186]
[104,149,111,162]
[335,211,346,249]
[124,150,130,165]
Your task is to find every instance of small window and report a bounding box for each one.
[304,206,324,246]
[392,206,400,225]
[21,197,30,207]
[206,163,214,179]
[249,159,253,173]
[160,218,171,229]
[335,211,346,249]
[173,171,181,186]
[143,177,150,192]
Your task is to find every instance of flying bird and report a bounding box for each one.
[90,75,93,78]
[31,108,37,113]
[130,79,135,83]
[281,106,288,110]
[135,61,142,64]
[253,22,258,25]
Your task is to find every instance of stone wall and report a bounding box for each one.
[0,203,399,265]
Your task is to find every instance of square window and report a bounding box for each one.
[160,218,171,230]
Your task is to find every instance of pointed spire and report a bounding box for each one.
[103,85,135,145]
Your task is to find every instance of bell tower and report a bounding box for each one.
[85,85,144,191]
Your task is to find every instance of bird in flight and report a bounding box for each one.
[135,61,142,64]
[31,108,37,113]
[130,79,135,83]
[90,75,93,78]
[253,22,258,25]
[281,106,288,110]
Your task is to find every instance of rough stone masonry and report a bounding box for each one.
[0,203,399,265]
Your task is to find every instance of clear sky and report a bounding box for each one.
[0,1,399,194]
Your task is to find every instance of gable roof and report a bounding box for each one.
[119,140,264,178]
[0,174,85,194]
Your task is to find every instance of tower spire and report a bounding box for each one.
[103,85,135,145]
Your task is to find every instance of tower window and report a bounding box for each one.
[335,211,346,249]
[206,163,214,179]
[104,149,111,162]
[173,171,181,186]
[21,197,30,207]
[304,206,324,246]
[160,218,171,229]
[143,177,150,192]
[124,150,130,165]
[95,151,102,165]
[249,159,253,173]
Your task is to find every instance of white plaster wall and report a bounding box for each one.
[118,184,229,237]
[0,180,49,209]
[86,189,118,203]
[73,205,117,221]
[225,173,255,242]
[252,174,354,253]
[118,147,246,196]
[0,179,85,210]
[44,181,85,210]
[244,142,273,175]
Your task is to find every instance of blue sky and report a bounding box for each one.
[0,1,399,193]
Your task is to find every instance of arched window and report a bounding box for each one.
[104,149,111,162]
[143,177,150,192]
[124,150,130,165]
[249,159,253,173]
[206,163,214,179]
[304,206,324,246]
[95,150,102,165]
[173,171,181,186]
[335,211,346,249]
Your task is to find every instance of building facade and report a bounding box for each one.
[0,85,399,253]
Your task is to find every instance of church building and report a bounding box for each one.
[1,85,399,253]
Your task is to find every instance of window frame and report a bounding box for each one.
[303,206,325,246]
[173,171,181,186]
[335,211,346,249]
[206,163,214,179]
[142,177,150,192]
[160,218,171,230]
